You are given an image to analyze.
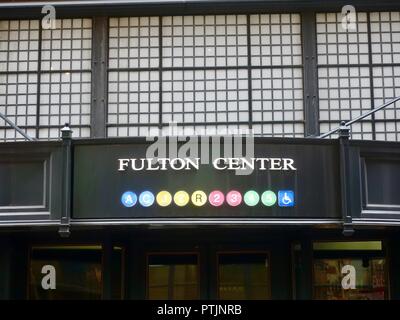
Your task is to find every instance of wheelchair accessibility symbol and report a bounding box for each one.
[278,190,295,207]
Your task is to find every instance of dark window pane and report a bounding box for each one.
[218,252,270,300]
[0,161,44,206]
[147,254,199,300]
[29,246,102,300]
[365,159,400,206]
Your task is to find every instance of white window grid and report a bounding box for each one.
[109,17,159,69]
[108,14,304,138]
[318,66,372,124]
[0,18,92,141]
[316,12,369,66]
[373,65,400,141]
[39,72,91,139]
[316,12,400,141]
[41,18,92,71]
[0,20,39,73]
[370,12,400,64]
[0,73,37,141]
[162,69,248,124]
[250,13,302,67]
[251,67,304,136]
[108,70,159,136]
[162,15,248,68]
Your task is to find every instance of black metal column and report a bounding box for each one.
[292,239,313,300]
[59,124,72,237]
[91,16,108,138]
[338,121,354,236]
[301,12,319,137]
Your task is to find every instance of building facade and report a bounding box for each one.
[0,0,400,300]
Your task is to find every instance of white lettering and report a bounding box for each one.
[118,159,130,171]
[269,158,283,170]
[283,158,297,171]
[118,157,296,172]
[213,158,227,170]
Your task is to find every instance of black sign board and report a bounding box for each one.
[73,140,341,219]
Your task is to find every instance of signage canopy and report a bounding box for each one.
[73,139,340,219]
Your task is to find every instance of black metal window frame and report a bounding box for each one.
[316,11,400,141]
[0,17,92,141]
[105,13,305,138]
[0,2,399,141]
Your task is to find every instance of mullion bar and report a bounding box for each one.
[91,16,108,138]
[246,14,253,130]
[35,20,42,139]
[367,12,377,140]
[158,16,163,129]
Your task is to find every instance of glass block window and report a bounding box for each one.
[162,15,247,68]
[109,17,159,69]
[253,123,307,138]
[0,73,37,141]
[108,70,159,136]
[373,65,400,141]
[0,20,39,73]
[317,12,400,141]
[250,14,302,66]
[107,125,160,138]
[316,13,369,65]
[0,18,92,142]
[40,18,92,139]
[41,19,92,71]
[370,13,400,141]
[39,72,91,139]
[162,69,248,124]
[108,14,304,138]
[252,68,303,135]
[318,66,372,138]
[370,12,400,64]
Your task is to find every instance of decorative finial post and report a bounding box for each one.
[338,121,350,139]
[61,123,72,140]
